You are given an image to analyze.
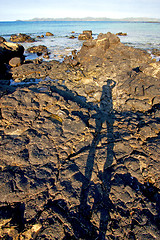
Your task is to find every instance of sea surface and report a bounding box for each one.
[0,21,160,61]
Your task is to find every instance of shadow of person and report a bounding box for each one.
[79,79,116,239]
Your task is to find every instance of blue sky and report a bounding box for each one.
[0,0,160,21]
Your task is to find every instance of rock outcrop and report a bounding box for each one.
[0,32,160,240]
[77,32,151,69]
[78,30,93,40]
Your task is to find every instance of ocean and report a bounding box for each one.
[0,21,160,61]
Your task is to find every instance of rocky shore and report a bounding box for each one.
[0,32,160,239]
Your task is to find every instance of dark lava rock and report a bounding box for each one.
[27,45,48,57]
[116,32,127,36]
[0,36,6,43]
[10,33,35,43]
[27,45,48,53]
[69,35,76,39]
[0,42,24,80]
[0,32,159,240]
[0,42,24,64]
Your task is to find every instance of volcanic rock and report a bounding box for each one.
[27,45,48,56]
[0,41,24,79]
[0,42,24,64]
[116,32,127,36]
[69,35,76,39]
[10,33,35,43]
[77,32,151,70]
[151,48,160,56]
[0,32,160,240]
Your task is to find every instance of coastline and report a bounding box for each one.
[17,17,160,22]
[0,21,160,59]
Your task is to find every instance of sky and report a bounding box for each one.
[0,0,160,21]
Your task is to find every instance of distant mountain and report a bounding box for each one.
[122,17,160,22]
[26,17,160,22]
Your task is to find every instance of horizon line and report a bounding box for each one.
[0,16,160,22]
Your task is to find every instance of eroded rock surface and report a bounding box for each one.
[0,33,160,239]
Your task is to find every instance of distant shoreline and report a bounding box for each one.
[15,17,160,23]
[0,17,160,23]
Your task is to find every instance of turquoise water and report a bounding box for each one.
[0,21,160,60]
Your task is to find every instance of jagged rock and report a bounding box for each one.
[20,224,42,239]
[63,55,79,66]
[78,30,93,40]
[151,48,160,56]
[77,32,150,69]
[10,33,35,42]
[0,36,6,43]
[0,32,160,240]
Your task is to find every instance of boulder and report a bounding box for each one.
[0,42,24,65]
[0,42,24,79]
[36,35,44,39]
[9,57,23,67]
[78,30,93,40]
[46,32,54,36]
[10,33,35,43]
[27,45,48,56]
